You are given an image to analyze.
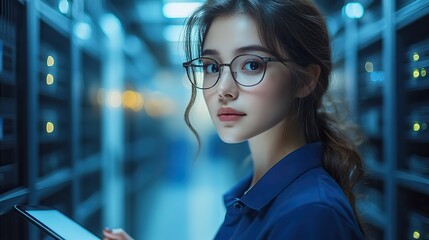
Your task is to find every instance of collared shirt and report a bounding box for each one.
[214,142,364,240]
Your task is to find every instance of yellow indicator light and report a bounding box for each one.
[122,91,137,108]
[413,69,420,78]
[122,90,144,111]
[413,52,420,62]
[46,121,55,134]
[421,68,427,77]
[413,230,420,239]
[46,74,54,85]
[47,55,55,66]
[413,122,421,132]
[365,62,374,73]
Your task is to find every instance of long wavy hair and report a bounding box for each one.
[183,0,365,231]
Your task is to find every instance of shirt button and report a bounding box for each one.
[233,202,243,210]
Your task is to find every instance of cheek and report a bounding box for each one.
[203,89,217,113]
[254,70,294,105]
[252,88,292,114]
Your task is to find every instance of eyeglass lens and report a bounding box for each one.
[186,54,267,89]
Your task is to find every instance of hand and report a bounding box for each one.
[103,227,134,240]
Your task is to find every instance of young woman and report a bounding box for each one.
[103,0,365,239]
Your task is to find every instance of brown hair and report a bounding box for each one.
[183,0,365,231]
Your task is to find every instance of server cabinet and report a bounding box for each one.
[339,0,429,239]
[37,19,72,186]
[356,40,386,240]
[1,0,104,239]
[0,0,27,239]
[75,50,102,235]
[0,0,19,195]
[396,9,429,240]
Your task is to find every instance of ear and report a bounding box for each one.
[295,64,321,98]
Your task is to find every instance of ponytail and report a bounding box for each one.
[317,111,364,224]
[295,95,365,232]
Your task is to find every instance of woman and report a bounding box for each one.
[104,0,365,239]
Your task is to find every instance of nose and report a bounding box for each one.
[217,66,239,100]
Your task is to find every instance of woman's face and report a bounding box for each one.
[202,14,296,143]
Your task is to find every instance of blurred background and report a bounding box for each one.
[0,0,428,239]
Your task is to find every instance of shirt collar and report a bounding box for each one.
[223,141,323,211]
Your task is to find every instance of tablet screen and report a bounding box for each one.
[18,207,100,240]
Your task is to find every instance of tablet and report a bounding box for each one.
[14,205,100,240]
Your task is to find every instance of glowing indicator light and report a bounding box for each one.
[344,2,364,19]
[413,122,421,132]
[74,22,92,40]
[365,61,374,72]
[46,122,55,134]
[421,68,427,77]
[58,0,70,14]
[413,52,420,62]
[122,90,144,111]
[106,90,122,108]
[47,56,55,67]
[413,230,420,239]
[46,74,54,85]
[413,69,420,78]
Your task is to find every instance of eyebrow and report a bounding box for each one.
[202,45,272,57]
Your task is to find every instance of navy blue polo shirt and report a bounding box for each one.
[214,142,364,240]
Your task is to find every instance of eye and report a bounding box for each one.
[204,63,220,74]
[242,60,264,72]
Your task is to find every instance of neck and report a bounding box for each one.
[248,117,306,187]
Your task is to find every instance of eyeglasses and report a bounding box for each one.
[182,54,290,89]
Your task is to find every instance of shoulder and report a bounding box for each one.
[274,166,353,214]
[263,167,364,238]
[267,202,364,239]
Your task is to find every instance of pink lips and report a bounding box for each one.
[217,107,246,121]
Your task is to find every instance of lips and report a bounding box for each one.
[217,107,246,121]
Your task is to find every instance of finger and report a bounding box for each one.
[103,231,120,240]
[103,227,117,238]
[103,230,129,240]
[102,228,132,240]
[103,232,117,237]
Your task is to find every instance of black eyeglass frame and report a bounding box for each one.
[182,54,290,90]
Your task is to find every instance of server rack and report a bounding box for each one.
[75,50,102,235]
[396,3,429,239]
[37,14,73,220]
[0,0,105,239]
[0,0,19,197]
[333,0,429,239]
[1,0,167,239]
[121,52,166,236]
[0,0,27,239]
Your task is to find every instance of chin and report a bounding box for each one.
[217,133,248,144]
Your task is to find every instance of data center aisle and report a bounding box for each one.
[134,156,245,240]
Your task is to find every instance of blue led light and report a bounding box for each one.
[344,2,364,19]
